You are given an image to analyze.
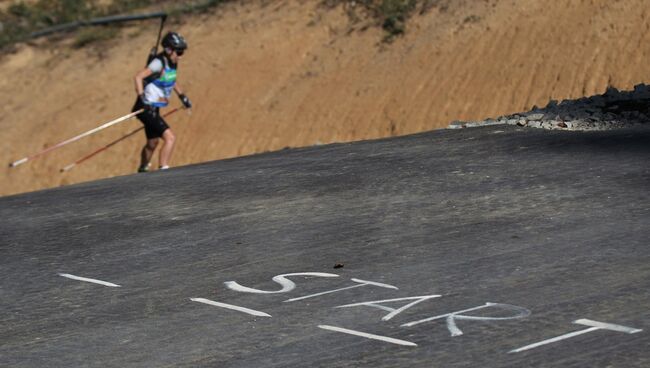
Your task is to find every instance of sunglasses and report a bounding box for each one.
[175,49,184,56]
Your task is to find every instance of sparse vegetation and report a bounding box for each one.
[0,0,230,50]
[1,0,100,48]
[72,26,119,49]
[378,0,417,38]
[322,0,444,41]
[0,0,444,50]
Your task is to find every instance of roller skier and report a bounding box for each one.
[133,31,192,172]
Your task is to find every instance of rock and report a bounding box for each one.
[482,119,504,126]
[540,121,553,129]
[589,112,604,120]
[604,86,621,98]
[448,83,650,132]
[526,113,545,121]
[632,84,650,99]
[561,113,574,121]
[448,121,465,129]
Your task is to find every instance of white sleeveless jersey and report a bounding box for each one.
[143,57,177,108]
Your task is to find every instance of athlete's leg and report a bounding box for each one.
[159,129,176,169]
[140,138,159,170]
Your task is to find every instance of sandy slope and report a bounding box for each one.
[2,0,650,196]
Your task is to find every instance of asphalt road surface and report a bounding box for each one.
[1,125,649,367]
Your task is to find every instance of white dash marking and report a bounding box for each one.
[318,325,417,347]
[58,273,121,287]
[509,327,600,353]
[190,298,271,317]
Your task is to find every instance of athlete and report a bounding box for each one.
[133,31,192,172]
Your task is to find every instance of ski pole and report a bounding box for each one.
[146,14,167,65]
[60,127,143,172]
[9,109,144,168]
[60,107,182,172]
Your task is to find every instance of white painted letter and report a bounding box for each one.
[401,302,531,336]
[285,278,398,303]
[224,272,339,294]
[335,295,441,321]
[509,318,643,353]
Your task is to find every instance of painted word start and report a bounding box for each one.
[60,271,643,354]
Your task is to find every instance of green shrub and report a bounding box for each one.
[379,0,417,38]
[323,0,425,41]
[8,2,32,18]
[73,26,119,48]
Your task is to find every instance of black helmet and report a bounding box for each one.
[162,32,188,51]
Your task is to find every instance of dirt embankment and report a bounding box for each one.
[2,0,650,197]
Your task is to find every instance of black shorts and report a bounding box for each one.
[132,98,170,139]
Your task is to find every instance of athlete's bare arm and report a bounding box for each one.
[134,68,154,96]
[173,84,184,97]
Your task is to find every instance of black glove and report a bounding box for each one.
[139,94,158,117]
[139,94,153,110]
[179,94,192,109]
